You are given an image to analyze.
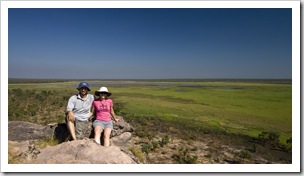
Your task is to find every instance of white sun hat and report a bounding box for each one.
[95,87,112,96]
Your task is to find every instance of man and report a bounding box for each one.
[66,82,94,140]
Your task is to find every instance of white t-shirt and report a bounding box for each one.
[66,94,94,121]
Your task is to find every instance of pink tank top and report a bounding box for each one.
[92,99,113,121]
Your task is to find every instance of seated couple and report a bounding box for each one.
[65,82,119,146]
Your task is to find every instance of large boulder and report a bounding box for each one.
[111,132,132,147]
[111,116,134,137]
[8,121,54,141]
[8,117,138,164]
[33,139,136,164]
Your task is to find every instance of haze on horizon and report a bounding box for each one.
[8,8,292,80]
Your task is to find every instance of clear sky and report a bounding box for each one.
[8,8,292,79]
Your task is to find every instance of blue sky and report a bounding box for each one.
[8,8,292,79]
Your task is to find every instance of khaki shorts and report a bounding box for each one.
[75,119,88,140]
[66,116,88,140]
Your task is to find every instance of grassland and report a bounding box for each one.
[110,81,291,142]
[8,79,292,159]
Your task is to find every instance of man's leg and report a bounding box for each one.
[75,120,88,140]
[66,116,77,140]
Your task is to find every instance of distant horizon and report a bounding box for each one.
[7,77,293,85]
[8,77,292,81]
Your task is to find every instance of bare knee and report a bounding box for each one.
[103,129,111,139]
[103,133,110,139]
[94,126,103,135]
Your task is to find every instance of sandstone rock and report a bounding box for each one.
[33,139,136,164]
[8,121,54,141]
[111,116,134,137]
[9,140,33,156]
[9,116,134,143]
[8,118,137,164]
[111,132,132,147]
[9,140,40,162]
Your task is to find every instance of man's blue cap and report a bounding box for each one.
[77,82,91,91]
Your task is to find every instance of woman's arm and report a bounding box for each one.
[110,106,119,122]
[90,106,95,121]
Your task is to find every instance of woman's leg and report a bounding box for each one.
[103,128,112,147]
[94,126,103,144]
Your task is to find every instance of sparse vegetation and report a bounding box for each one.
[238,150,252,159]
[8,88,70,125]
[8,152,19,164]
[34,136,60,149]
[128,146,145,163]
[8,79,292,164]
[172,148,198,164]
[160,135,170,147]
[141,143,154,154]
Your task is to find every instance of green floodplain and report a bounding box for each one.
[8,79,292,148]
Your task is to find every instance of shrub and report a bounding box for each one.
[172,145,177,150]
[160,135,170,147]
[151,140,159,149]
[191,146,199,151]
[204,152,212,158]
[172,148,198,164]
[238,150,252,159]
[129,146,145,163]
[258,131,280,147]
[285,137,292,152]
[141,143,154,154]
[141,139,161,154]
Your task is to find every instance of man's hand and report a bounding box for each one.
[89,112,93,121]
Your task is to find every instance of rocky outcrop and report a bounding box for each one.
[8,140,40,163]
[111,117,134,137]
[33,139,136,164]
[8,117,138,164]
[9,116,134,143]
[8,121,54,141]
[111,132,132,147]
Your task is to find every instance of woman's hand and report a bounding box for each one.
[114,117,120,122]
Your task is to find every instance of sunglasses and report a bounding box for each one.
[99,92,108,95]
[79,87,88,90]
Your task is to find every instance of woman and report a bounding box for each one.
[91,87,119,146]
